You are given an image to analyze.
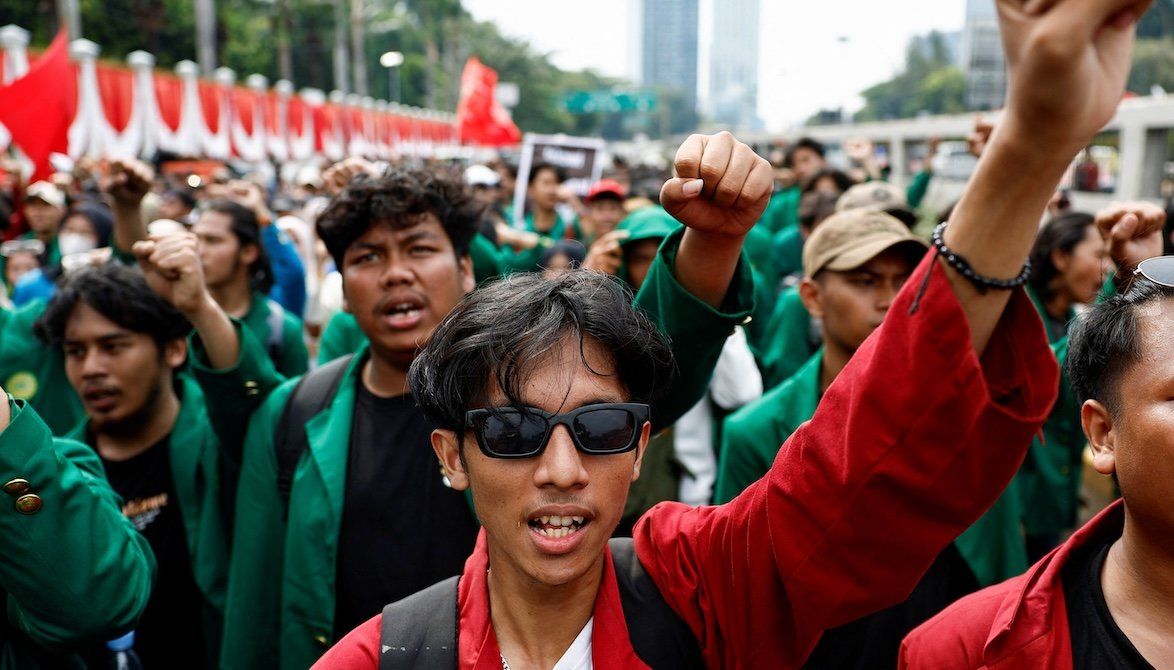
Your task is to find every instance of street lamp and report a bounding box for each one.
[380,51,404,103]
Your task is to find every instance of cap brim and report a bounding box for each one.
[823,236,928,273]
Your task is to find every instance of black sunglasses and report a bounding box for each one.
[465,402,650,459]
[1123,255,1174,293]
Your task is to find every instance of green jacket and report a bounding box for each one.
[757,285,819,389]
[716,351,1027,586]
[759,186,800,235]
[501,212,579,273]
[0,399,155,670]
[63,375,231,648]
[0,301,83,436]
[241,291,310,379]
[206,227,755,669]
[1017,291,1085,536]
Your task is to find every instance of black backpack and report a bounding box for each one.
[273,354,354,512]
[377,538,705,669]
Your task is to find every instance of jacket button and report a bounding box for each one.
[2,478,30,496]
[244,381,259,397]
[15,494,42,515]
[313,634,328,647]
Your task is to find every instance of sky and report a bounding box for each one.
[462,0,968,131]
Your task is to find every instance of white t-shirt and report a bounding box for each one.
[552,618,593,670]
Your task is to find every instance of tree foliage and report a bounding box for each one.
[853,31,966,122]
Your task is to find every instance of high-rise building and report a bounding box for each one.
[961,0,1006,110]
[639,0,699,117]
[706,0,760,130]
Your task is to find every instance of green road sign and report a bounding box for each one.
[562,90,658,114]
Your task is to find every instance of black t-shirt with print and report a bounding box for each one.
[100,435,206,669]
[1063,538,1154,669]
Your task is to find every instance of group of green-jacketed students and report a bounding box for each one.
[1,115,1172,670]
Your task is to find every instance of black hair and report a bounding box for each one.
[409,271,674,434]
[1028,211,1096,304]
[164,189,197,210]
[1163,201,1173,256]
[783,138,826,169]
[35,263,191,348]
[527,162,566,186]
[200,199,275,294]
[316,168,480,271]
[1067,277,1174,416]
[801,168,855,195]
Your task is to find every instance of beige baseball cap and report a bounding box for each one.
[836,181,907,213]
[24,181,66,209]
[802,208,927,277]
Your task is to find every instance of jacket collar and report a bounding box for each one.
[456,530,650,670]
[303,347,367,524]
[983,500,1124,662]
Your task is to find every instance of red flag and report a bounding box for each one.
[0,30,75,181]
[456,57,520,146]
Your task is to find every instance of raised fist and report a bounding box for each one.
[323,158,380,195]
[660,131,773,239]
[997,0,1153,153]
[582,229,629,276]
[132,231,211,317]
[1095,200,1166,272]
[102,157,154,208]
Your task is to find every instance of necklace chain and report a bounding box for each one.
[501,655,510,670]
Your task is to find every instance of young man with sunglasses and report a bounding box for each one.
[135,162,759,669]
[315,1,1151,666]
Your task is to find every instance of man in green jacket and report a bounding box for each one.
[715,209,1029,669]
[135,160,756,670]
[33,264,240,669]
[0,299,83,436]
[0,386,155,669]
[193,200,309,378]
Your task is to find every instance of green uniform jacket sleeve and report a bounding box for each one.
[760,287,817,389]
[279,310,310,378]
[317,312,368,366]
[220,380,299,670]
[0,301,84,436]
[632,227,755,432]
[0,399,155,648]
[905,170,933,211]
[189,320,288,466]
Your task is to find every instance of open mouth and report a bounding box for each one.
[527,515,589,539]
[379,297,426,329]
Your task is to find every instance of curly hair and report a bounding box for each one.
[316,168,481,270]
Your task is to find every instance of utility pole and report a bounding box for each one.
[56,0,81,39]
[350,0,368,96]
[275,0,294,83]
[194,0,217,76]
[333,0,349,93]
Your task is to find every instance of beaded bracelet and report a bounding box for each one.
[931,222,1031,294]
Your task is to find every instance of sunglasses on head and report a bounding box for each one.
[465,402,650,459]
[1122,256,1174,293]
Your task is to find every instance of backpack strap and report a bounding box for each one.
[273,354,353,515]
[609,537,706,669]
[375,540,704,670]
[378,576,460,670]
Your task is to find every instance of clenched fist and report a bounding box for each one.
[997,0,1153,153]
[660,131,773,239]
[132,232,213,318]
[1095,200,1166,272]
[102,157,154,209]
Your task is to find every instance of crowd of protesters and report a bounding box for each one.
[2,1,1174,668]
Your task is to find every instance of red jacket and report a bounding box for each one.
[315,256,1058,669]
[899,501,1125,670]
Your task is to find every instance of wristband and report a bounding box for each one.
[931,222,1031,293]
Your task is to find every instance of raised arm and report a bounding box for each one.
[632,1,1155,666]
[103,157,154,255]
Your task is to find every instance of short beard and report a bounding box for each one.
[94,381,166,440]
